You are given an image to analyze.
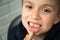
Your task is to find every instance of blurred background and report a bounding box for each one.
[0,0,22,40]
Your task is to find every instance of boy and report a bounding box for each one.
[8,0,60,40]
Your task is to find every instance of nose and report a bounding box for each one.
[31,9,41,20]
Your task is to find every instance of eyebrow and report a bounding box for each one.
[41,4,56,10]
[23,1,33,5]
[42,4,54,8]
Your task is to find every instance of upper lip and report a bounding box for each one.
[28,20,41,24]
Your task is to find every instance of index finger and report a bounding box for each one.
[28,32,34,40]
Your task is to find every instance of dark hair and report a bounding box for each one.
[56,0,60,14]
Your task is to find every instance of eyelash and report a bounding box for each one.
[42,8,51,13]
[25,5,33,9]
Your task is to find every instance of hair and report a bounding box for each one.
[21,0,60,14]
[54,0,60,14]
[57,0,60,14]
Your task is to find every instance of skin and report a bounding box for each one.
[22,0,60,40]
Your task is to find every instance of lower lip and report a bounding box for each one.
[28,26,41,33]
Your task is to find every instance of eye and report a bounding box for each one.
[25,5,33,9]
[43,8,51,12]
[42,8,51,13]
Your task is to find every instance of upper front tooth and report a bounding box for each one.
[30,22,34,26]
[30,22,40,27]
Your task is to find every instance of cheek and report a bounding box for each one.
[44,17,54,27]
[42,16,55,31]
[22,9,30,29]
[44,18,53,25]
[22,8,30,19]
[22,9,28,20]
[43,14,55,25]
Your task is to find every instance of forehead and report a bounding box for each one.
[23,0,56,6]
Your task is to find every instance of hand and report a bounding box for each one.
[24,32,35,40]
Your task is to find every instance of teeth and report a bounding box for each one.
[29,22,41,27]
[30,22,34,26]
[34,24,40,27]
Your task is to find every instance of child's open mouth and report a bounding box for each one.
[28,21,41,33]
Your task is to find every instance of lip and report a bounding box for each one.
[28,26,41,33]
[28,21,41,33]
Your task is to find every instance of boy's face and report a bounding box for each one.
[22,0,59,35]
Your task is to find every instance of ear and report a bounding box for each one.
[54,15,60,24]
